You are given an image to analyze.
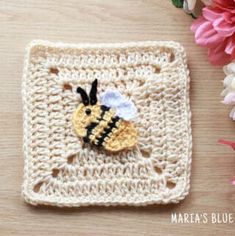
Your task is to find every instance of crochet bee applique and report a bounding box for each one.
[72,79,138,152]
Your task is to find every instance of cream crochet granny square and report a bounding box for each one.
[22,40,192,207]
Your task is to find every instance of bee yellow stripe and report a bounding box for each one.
[88,107,115,144]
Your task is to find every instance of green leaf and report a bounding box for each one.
[172,0,184,8]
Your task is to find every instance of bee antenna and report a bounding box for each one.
[89,79,98,105]
[76,87,89,105]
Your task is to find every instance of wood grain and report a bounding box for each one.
[0,0,234,235]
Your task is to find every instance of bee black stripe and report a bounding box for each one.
[96,116,120,147]
[83,105,110,143]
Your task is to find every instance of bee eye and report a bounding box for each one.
[85,108,91,115]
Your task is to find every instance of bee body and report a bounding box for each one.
[72,79,137,152]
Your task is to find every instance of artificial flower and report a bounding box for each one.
[223,92,235,105]
[221,62,235,119]
[218,139,235,149]
[232,178,235,186]
[221,62,235,95]
[172,0,213,17]
[191,0,235,65]
[184,0,213,17]
[221,75,235,97]
[229,107,235,120]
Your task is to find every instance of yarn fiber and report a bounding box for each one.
[22,40,192,207]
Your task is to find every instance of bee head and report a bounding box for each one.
[73,79,101,137]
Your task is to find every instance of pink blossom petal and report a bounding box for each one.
[232,178,235,186]
[231,16,235,22]
[213,17,235,37]
[191,16,206,33]
[213,0,235,8]
[208,43,231,65]
[203,7,222,22]
[224,92,235,104]
[191,2,235,66]
[225,37,235,55]
[218,139,235,149]
[194,20,225,47]
[222,11,234,24]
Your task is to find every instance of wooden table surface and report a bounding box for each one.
[0,0,234,235]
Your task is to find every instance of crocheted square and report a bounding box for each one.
[22,40,192,207]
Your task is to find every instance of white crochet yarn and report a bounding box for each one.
[21,40,192,207]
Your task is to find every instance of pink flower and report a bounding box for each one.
[191,0,235,65]
[232,177,235,185]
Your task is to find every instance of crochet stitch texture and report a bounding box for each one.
[22,40,192,207]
